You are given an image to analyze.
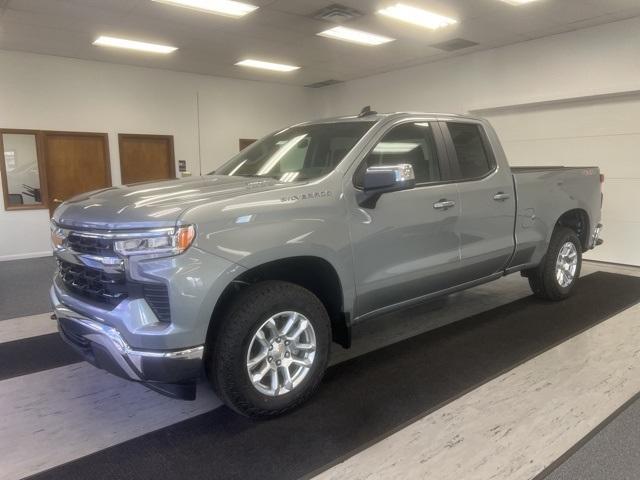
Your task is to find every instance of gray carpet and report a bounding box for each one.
[544,393,640,480]
[0,256,56,320]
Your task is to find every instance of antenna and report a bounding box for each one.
[358,106,377,117]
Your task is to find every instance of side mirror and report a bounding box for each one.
[358,163,416,208]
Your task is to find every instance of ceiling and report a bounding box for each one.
[1,0,639,87]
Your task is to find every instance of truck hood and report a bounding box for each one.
[53,176,293,230]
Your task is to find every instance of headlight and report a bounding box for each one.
[114,225,196,257]
[50,224,67,251]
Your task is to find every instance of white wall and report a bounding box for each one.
[0,50,320,260]
[3,15,640,262]
[319,16,640,116]
[483,94,640,265]
[319,16,640,266]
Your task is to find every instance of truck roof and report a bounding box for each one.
[296,111,484,126]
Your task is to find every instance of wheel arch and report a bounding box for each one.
[555,208,590,251]
[206,256,351,350]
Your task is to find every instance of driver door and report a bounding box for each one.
[347,119,462,318]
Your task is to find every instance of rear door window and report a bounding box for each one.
[446,123,494,180]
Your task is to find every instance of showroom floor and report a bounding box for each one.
[1,258,640,480]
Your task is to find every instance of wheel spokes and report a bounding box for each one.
[247,349,268,369]
[291,357,312,368]
[246,311,317,397]
[280,312,298,336]
[264,318,280,340]
[294,342,315,352]
[288,319,309,341]
[270,369,279,394]
[252,361,270,383]
[281,367,293,391]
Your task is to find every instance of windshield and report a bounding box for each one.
[213,121,375,182]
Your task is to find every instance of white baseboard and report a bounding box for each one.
[0,251,53,262]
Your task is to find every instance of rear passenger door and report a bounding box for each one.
[441,121,515,281]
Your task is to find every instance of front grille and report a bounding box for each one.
[66,233,114,256]
[57,259,128,305]
[57,228,173,321]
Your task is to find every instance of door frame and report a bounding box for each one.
[118,133,175,184]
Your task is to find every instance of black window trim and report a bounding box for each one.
[439,120,498,183]
[352,118,453,190]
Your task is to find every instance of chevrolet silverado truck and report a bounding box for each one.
[50,111,603,417]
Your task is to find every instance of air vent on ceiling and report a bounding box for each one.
[305,79,344,88]
[313,4,364,23]
[431,38,479,52]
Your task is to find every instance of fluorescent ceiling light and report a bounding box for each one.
[317,26,394,46]
[499,0,541,4]
[235,59,300,72]
[378,3,457,30]
[93,36,177,53]
[151,0,258,17]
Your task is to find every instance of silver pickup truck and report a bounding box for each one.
[50,111,603,417]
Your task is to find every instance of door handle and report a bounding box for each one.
[433,199,456,210]
[53,198,63,203]
[493,192,511,202]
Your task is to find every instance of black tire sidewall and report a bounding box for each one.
[210,281,331,416]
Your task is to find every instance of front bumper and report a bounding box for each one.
[51,287,204,400]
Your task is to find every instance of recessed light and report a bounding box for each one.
[499,0,541,4]
[93,36,177,53]
[235,59,301,72]
[151,0,258,17]
[317,26,394,46]
[378,3,457,30]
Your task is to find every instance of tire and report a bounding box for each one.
[527,227,582,301]
[207,280,331,418]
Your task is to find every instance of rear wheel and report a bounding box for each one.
[527,227,582,301]
[208,280,331,418]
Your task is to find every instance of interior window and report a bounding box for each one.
[359,122,440,185]
[1,132,43,208]
[447,123,493,179]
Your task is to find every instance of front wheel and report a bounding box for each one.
[527,227,582,301]
[208,281,331,418]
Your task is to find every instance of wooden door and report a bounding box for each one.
[119,134,175,185]
[239,138,257,151]
[44,132,111,215]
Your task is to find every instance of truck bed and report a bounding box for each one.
[508,165,601,270]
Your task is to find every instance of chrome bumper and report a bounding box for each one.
[51,288,204,400]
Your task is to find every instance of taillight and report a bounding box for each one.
[600,173,604,205]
